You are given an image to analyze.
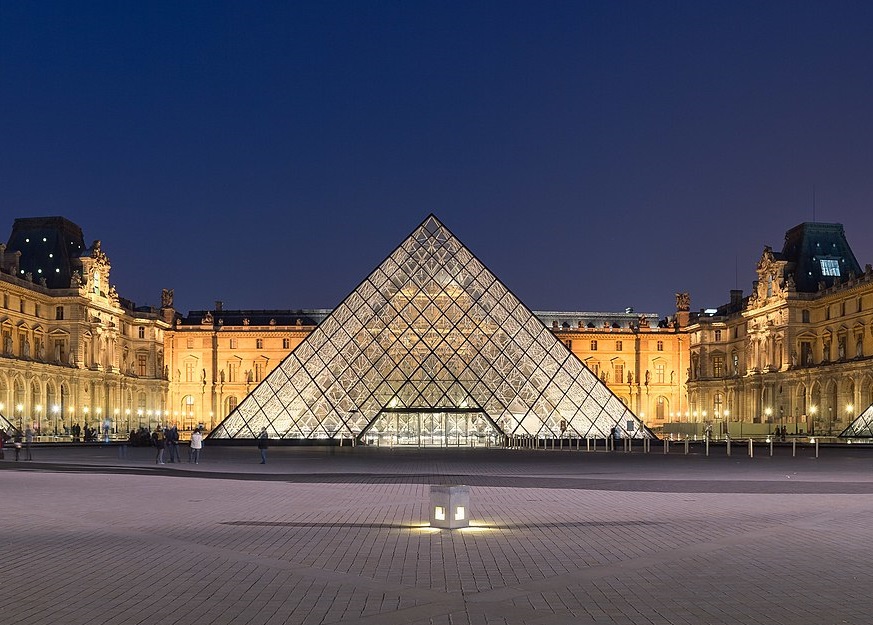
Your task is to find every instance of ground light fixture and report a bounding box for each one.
[429,485,470,529]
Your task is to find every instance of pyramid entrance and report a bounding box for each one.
[209,214,650,444]
[364,408,498,447]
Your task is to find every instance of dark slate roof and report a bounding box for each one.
[780,222,862,292]
[178,309,331,327]
[5,216,86,289]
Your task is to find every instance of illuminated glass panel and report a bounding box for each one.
[209,215,649,443]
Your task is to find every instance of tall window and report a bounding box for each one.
[137,354,147,376]
[138,326,145,339]
[185,362,195,382]
[656,340,664,352]
[590,340,598,351]
[714,330,722,342]
[655,363,665,383]
[802,309,810,323]
[613,363,624,384]
[713,392,724,416]
[226,396,238,414]
[256,338,264,349]
[656,396,666,420]
[732,352,739,375]
[230,338,238,349]
[282,338,290,349]
[56,306,64,320]
[564,340,572,350]
[615,341,622,351]
[186,338,194,349]
[713,355,724,377]
[228,362,238,383]
[254,361,265,382]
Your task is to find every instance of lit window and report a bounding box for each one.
[434,506,445,521]
[713,356,724,377]
[820,259,840,277]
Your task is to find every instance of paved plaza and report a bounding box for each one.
[2,444,873,625]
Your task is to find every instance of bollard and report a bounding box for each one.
[792,439,796,457]
[117,444,128,460]
[664,438,669,454]
[587,438,591,452]
[684,437,689,455]
[560,438,563,451]
[748,438,753,458]
[705,437,709,457]
[769,439,773,457]
[815,438,819,458]
[726,439,731,456]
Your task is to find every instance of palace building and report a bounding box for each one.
[1,215,870,439]
[0,217,170,436]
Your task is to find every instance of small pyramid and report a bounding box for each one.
[210,215,649,442]
[0,412,17,436]
[840,404,873,438]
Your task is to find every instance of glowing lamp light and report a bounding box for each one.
[434,506,446,521]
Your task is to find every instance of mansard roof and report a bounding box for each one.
[5,216,87,289]
[780,222,862,293]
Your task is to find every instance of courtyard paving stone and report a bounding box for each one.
[1,445,872,624]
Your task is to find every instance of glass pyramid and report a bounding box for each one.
[209,215,649,444]
[839,404,873,438]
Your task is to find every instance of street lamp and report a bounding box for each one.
[35,404,42,435]
[16,403,23,430]
[809,405,817,435]
[52,404,60,436]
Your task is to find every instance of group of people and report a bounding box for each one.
[0,426,35,461]
[152,425,203,464]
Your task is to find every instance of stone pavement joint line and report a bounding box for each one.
[1,447,873,625]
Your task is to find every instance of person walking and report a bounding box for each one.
[24,425,34,461]
[257,428,268,464]
[189,428,203,464]
[152,426,166,464]
[13,432,23,461]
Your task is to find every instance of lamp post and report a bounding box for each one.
[52,404,60,436]
[137,408,143,430]
[846,404,854,432]
[809,405,817,435]
[16,403,23,430]
[125,409,131,435]
[35,404,42,435]
[765,407,772,435]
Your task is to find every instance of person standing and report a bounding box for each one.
[189,428,203,464]
[152,426,166,464]
[257,428,268,464]
[24,426,34,461]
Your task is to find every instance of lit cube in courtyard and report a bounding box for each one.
[430,484,470,529]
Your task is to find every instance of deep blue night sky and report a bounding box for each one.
[2,2,872,316]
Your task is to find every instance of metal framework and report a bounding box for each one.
[209,215,648,444]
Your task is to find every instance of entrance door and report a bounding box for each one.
[366,410,499,447]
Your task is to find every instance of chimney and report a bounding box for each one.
[215,300,223,312]
[730,289,743,309]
